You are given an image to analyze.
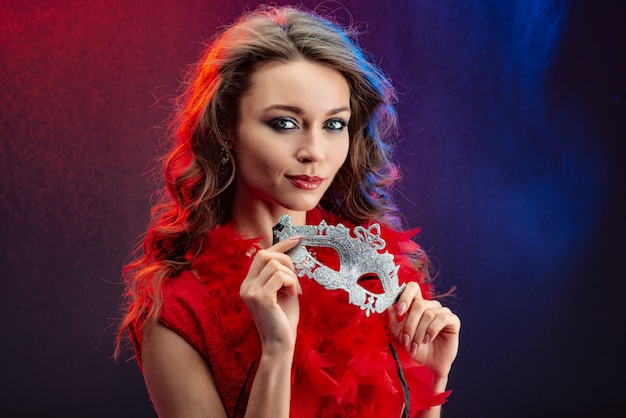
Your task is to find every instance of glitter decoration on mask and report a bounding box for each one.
[272,214,406,316]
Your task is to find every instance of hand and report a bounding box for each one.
[388,282,460,378]
[240,236,302,353]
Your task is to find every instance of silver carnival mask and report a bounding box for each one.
[272,214,406,316]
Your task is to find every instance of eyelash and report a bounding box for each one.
[267,117,348,132]
[268,117,298,131]
[324,118,348,131]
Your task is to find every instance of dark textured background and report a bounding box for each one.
[1,0,624,416]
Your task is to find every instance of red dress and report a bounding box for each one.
[131,209,449,417]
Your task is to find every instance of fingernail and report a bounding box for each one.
[397,302,407,316]
[423,334,431,345]
[288,235,302,241]
[402,334,410,348]
[411,342,418,355]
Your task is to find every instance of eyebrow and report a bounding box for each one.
[261,104,351,116]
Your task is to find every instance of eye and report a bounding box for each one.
[268,117,299,131]
[324,118,348,131]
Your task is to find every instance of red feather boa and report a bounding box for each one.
[150,209,450,417]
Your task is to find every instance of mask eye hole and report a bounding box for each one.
[304,246,340,271]
[357,274,384,294]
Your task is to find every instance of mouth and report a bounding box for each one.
[286,175,324,190]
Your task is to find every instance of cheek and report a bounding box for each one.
[239,147,281,178]
[332,140,350,171]
[240,156,268,177]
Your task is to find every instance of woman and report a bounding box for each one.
[116,5,460,417]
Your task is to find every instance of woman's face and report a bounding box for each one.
[233,59,351,218]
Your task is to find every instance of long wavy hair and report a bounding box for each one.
[115,5,427,358]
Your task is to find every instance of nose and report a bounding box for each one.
[296,129,325,163]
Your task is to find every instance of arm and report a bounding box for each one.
[238,236,302,417]
[142,322,296,418]
[389,282,461,418]
[414,376,449,418]
[243,343,294,418]
[142,323,228,418]
[142,236,302,418]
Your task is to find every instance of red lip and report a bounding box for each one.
[286,175,324,190]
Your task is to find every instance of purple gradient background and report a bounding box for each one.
[1,0,624,416]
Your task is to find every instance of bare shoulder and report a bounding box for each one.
[142,323,228,418]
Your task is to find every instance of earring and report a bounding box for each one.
[220,140,229,165]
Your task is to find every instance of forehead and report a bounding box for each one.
[242,60,351,111]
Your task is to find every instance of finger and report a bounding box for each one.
[400,298,429,351]
[402,299,446,353]
[249,259,297,291]
[420,307,460,343]
[395,282,423,317]
[242,265,299,305]
[247,239,300,277]
[268,235,302,254]
[267,269,300,298]
[410,302,444,351]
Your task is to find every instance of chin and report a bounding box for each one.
[280,198,322,213]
